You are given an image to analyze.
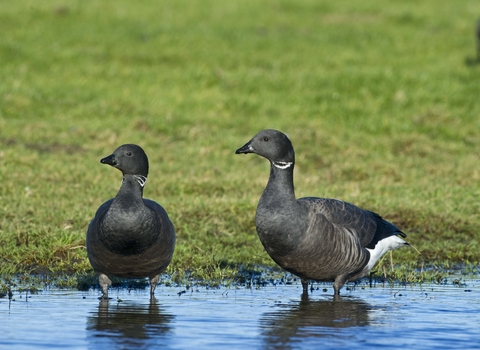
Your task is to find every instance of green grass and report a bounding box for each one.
[1,0,480,289]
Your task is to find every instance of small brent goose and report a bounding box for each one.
[86,144,176,299]
[236,129,409,295]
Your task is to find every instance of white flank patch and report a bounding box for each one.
[273,161,293,169]
[365,235,407,271]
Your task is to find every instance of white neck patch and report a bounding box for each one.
[133,175,147,187]
[272,161,293,169]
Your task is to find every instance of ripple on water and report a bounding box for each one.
[1,277,479,349]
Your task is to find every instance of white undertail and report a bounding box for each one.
[365,235,408,271]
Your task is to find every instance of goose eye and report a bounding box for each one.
[126,152,132,156]
[263,137,269,142]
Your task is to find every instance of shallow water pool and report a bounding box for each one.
[2,277,480,349]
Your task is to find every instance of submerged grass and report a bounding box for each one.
[1,0,480,291]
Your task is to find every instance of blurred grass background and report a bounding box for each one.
[1,0,480,286]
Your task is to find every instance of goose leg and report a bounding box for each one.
[301,278,309,294]
[333,275,348,296]
[390,250,394,272]
[149,274,161,296]
[99,273,112,299]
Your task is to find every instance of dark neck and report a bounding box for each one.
[113,175,146,209]
[262,162,296,204]
[100,174,159,255]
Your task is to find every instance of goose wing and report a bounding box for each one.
[298,197,389,248]
[87,199,113,238]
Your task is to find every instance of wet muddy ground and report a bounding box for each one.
[2,275,480,349]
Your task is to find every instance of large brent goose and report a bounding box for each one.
[236,129,409,295]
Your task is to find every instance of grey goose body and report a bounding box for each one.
[86,144,176,299]
[236,129,409,296]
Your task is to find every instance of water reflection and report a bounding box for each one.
[86,298,174,347]
[260,294,372,348]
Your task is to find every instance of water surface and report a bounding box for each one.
[2,277,479,349]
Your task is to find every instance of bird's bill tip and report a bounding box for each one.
[100,154,117,166]
[235,142,254,154]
